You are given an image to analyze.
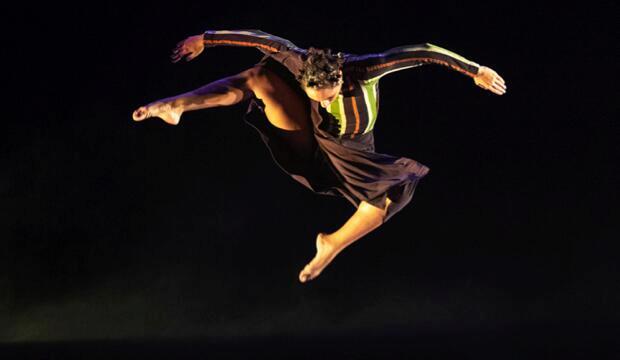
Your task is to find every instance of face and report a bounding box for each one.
[302,70,343,105]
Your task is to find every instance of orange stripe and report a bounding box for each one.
[204,40,279,53]
[349,82,361,138]
[359,57,476,77]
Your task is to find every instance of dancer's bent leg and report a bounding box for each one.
[245,65,314,160]
[299,197,393,283]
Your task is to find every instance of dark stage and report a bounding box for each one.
[2,2,617,358]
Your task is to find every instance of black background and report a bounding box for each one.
[2,1,618,358]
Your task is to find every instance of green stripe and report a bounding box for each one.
[426,43,480,68]
[362,79,379,133]
[328,95,347,136]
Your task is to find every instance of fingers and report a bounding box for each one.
[490,71,506,90]
[489,79,506,95]
[171,53,182,63]
[171,45,204,62]
[170,47,181,62]
[175,51,198,62]
[171,48,188,63]
[493,77,507,93]
[491,83,505,95]
[171,41,189,62]
[479,66,506,84]
[494,75,506,88]
[170,53,183,63]
[477,70,508,94]
[497,81,507,92]
[475,78,507,95]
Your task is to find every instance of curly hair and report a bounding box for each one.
[296,47,345,89]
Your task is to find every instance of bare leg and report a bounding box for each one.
[299,197,393,283]
[246,66,315,160]
[133,65,315,160]
[136,64,380,282]
[132,70,254,125]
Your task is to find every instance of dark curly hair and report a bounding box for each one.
[296,47,345,89]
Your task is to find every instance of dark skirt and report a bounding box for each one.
[242,55,430,223]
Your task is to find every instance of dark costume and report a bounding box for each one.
[203,30,481,223]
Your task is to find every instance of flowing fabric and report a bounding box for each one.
[242,55,430,223]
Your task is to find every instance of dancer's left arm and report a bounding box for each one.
[348,43,506,95]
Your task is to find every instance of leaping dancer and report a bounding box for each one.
[132,29,506,283]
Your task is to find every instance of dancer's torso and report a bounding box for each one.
[262,50,382,141]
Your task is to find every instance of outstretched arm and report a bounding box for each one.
[347,43,481,79]
[203,29,304,54]
[346,42,506,95]
[171,29,305,63]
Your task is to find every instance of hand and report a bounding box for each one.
[171,34,205,63]
[474,66,507,95]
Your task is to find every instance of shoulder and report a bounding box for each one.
[343,53,383,82]
[343,52,384,73]
[262,48,306,79]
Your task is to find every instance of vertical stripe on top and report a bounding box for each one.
[361,77,379,133]
[328,95,347,136]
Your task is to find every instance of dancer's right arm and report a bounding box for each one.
[203,29,304,54]
[171,29,305,63]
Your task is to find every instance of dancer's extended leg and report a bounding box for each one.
[131,65,314,159]
[132,70,254,125]
[299,197,393,283]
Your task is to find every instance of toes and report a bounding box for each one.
[132,110,143,121]
[299,266,313,283]
[132,107,147,121]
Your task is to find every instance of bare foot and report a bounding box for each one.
[299,233,341,283]
[132,101,182,125]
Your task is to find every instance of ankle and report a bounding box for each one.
[150,99,181,113]
[320,233,342,252]
[169,99,185,112]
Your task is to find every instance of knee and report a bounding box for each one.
[244,65,272,88]
[358,199,390,222]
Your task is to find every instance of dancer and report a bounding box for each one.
[132,29,506,283]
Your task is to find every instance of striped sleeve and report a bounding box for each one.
[202,29,305,55]
[346,43,481,80]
